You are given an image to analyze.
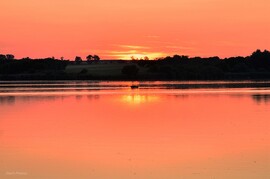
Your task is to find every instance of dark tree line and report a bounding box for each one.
[1,49,270,80]
[75,55,100,64]
[0,54,15,60]
[0,56,69,75]
[132,49,270,80]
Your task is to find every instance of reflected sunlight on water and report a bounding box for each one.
[121,94,159,105]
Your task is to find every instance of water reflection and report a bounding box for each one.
[252,94,270,104]
[1,80,270,93]
[75,94,101,101]
[87,95,100,100]
[0,82,269,179]
[121,94,159,105]
[0,95,102,105]
[76,95,83,100]
[0,95,67,105]
[0,96,15,105]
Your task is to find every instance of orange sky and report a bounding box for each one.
[0,0,269,60]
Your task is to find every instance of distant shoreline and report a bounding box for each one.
[1,49,270,81]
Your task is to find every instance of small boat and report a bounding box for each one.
[130,85,139,89]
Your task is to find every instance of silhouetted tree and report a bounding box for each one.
[250,49,270,70]
[181,55,189,61]
[144,56,149,60]
[93,55,100,61]
[75,56,82,64]
[86,55,93,64]
[0,54,7,60]
[171,55,189,61]
[251,49,263,59]
[163,56,173,61]
[173,55,181,60]
[22,57,31,61]
[250,49,270,61]
[86,55,93,61]
[131,56,138,60]
[6,54,15,60]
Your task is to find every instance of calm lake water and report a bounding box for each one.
[0,81,269,179]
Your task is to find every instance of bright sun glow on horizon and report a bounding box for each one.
[110,51,167,60]
[0,0,269,59]
[102,44,169,60]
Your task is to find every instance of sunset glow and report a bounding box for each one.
[121,94,159,104]
[0,0,269,59]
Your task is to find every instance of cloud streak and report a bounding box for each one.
[117,45,150,50]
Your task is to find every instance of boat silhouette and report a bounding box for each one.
[130,85,139,89]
